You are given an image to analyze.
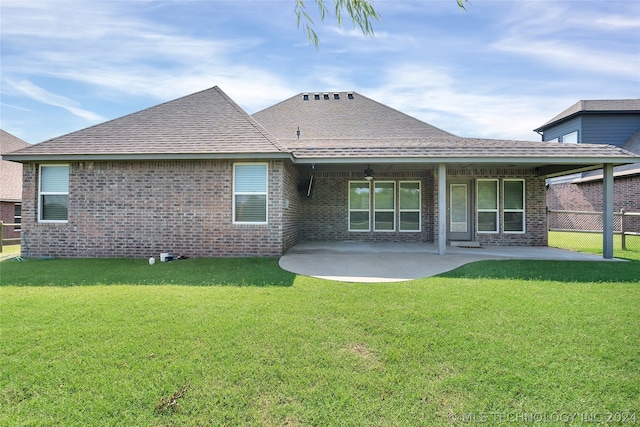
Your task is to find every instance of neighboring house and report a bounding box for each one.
[3,87,638,259]
[0,130,30,243]
[535,100,640,213]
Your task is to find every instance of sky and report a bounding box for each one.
[1,0,639,144]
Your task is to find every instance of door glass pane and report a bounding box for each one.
[450,184,467,232]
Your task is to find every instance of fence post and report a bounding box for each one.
[0,221,3,253]
[620,209,627,251]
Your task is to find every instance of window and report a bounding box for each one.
[503,180,525,233]
[562,131,578,144]
[374,181,395,231]
[39,165,69,222]
[233,163,268,224]
[399,181,421,232]
[349,181,370,231]
[477,179,498,233]
[14,204,21,231]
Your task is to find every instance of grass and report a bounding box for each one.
[549,231,640,261]
[1,255,639,426]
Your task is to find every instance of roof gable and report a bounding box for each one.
[8,87,288,159]
[535,99,640,132]
[0,130,30,201]
[252,91,453,141]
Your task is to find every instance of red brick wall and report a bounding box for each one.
[445,169,548,246]
[298,170,435,243]
[1,201,21,242]
[20,160,293,258]
[547,176,640,212]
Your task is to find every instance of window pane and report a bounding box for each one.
[235,195,266,222]
[478,211,497,232]
[349,211,369,230]
[374,182,394,210]
[349,182,369,209]
[41,166,69,192]
[400,211,419,231]
[563,131,578,143]
[235,164,267,192]
[400,182,420,209]
[375,211,394,231]
[41,195,68,221]
[504,181,524,210]
[477,180,497,209]
[504,212,524,232]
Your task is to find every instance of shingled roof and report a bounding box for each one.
[4,87,639,172]
[534,99,640,133]
[5,87,289,161]
[252,91,453,140]
[0,130,30,201]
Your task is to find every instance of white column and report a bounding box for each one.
[438,163,447,255]
[602,163,614,259]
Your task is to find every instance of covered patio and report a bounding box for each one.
[279,241,623,282]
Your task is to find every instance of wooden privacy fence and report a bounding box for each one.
[548,209,640,250]
[0,221,22,253]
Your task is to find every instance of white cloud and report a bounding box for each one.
[7,80,105,122]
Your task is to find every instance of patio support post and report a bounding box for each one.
[438,163,447,256]
[602,163,614,259]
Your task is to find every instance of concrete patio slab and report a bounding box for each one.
[279,241,623,283]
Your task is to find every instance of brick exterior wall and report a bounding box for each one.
[445,168,548,246]
[547,176,640,212]
[21,160,297,258]
[298,170,435,243]
[546,175,640,233]
[1,201,21,242]
[297,168,547,247]
[19,161,549,258]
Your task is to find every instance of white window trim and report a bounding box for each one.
[399,181,421,233]
[38,164,69,223]
[348,180,371,232]
[503,179,526,234]
[232,162,268,225]
[374,181,396,232]
[476,179,498,234]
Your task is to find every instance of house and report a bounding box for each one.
[0,130,30,244]
[535,99,640,214]
[3,87,638,259]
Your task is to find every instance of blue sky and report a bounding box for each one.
[1,0,638,144]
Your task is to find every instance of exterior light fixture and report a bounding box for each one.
[364,165,374,181]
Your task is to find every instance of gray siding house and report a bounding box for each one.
[536,100,640,214]
[4,87,638,259]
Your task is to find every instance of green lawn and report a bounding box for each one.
[1,256,639,426]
